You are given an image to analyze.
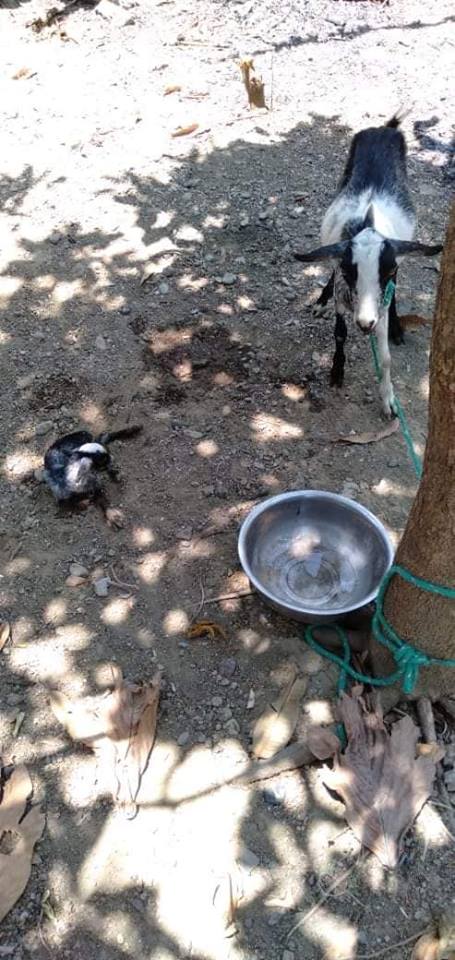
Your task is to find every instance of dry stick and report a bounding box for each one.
[417,697,455,836]
[286,856,363,940]
[338,928,428,960]
[204,589,254,604]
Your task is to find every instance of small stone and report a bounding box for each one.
[131,897,145,912]
[0,945,16,956]
[224,718,240,735]
[341,481,360,498]
[94,577,110,597]
[444,769,455,791]
[96,335,107,351]
[158,281,169,295]
[239,214,250,227]
[17,373,36,389]
[36,420,53,436]
[184,429,204,439]
[6,692,22,706]
[34,467,45,483]
[120,305,131,315]
[219,706,232,721]
[69,562,89,578]
[246,689,255,709]
[211,695,223,707]
[282,951,295,960]
[176,526,193,541]
[387,459,400,468]
[177,731,190,747]
[221,273,236,285]
[219,657,236,678]
[238,847,260,868]
[220,677,231,686]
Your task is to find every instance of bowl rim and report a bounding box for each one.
[237,489,395,618]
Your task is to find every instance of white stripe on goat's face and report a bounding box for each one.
[350,229,385,333]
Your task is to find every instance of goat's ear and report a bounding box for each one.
[363,204,375,229]
[294,241,348,262]
[392,240,443,258]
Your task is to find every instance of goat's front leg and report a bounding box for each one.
[313,270,335,316]
[376,313,395,419]
[330,312,347,387]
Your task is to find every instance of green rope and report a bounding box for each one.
[369,334,423,479]
[303,564,455,697]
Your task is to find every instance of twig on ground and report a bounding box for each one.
[286,857,363,940]
[204,590,254,604]
[108,565,137,591]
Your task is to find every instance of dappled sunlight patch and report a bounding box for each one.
[52,279,85,306]
[3,449,39,479]
[175,223,204,242]
[136,550,167,584]
[0,275,22,304]
[216,302,234,316]
[132,525,155,547]
[371,476,417,499]
[153,210,174,230]
[163,608,189,635]
[178,272,208,291]
[307,817,349,870]
[100,597,133,625]
[34,274,55,291]
[44,597,67,626]
[79,400,105,428]
[176,539,215,559]
[306,904,358,960]
[98,909,143,954]
[415,801,451,850]
[419,373,430,400]
[4,556,32,576]
[236,627,270,654]
[251,412,303,443]
[196,439,218,457]
[303,699,336,725]
[10,640,75,682]
[0,328,12,345]
[282,382,307,402]
[364,852,386,892]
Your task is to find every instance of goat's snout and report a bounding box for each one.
[356,318,377,334]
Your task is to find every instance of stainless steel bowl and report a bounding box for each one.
[238,490,394,623]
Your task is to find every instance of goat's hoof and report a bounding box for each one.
[381,404,397,421]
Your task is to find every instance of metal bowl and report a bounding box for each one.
[238,490,394,623]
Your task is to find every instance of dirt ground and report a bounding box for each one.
[0,0,454,957]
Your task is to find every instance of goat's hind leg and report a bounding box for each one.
[388,290,404,345]
[330,313,347,387]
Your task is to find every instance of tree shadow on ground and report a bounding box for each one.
[0,111,453,959]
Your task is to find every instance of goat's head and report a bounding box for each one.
[295,228,442,334]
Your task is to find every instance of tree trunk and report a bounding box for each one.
[371,201,455,707]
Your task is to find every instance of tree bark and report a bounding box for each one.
[371,202,455,707]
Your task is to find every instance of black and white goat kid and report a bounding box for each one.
[295,114,442,418]
[43,425,142,526]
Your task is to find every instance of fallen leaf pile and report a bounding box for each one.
[0,762,45,922]
[412,912,455,960]
[50,664,161,811]
[252,667,308,759]
[324,691,438,867]
[213,873,242,938]
[0,620,11,652]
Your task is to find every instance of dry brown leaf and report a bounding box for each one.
[12,67,35,80]
[307,726,341,760]
[213,873,241,937]
[13,712,25,737]
[140,265,157,286]
[252,671,308,759]
[335,419,399,445]
[187,619,226,641]
[0,620,11,651]
[171,123,199,138]
[0,763,45,923]
[164,84,182,96]
[238,58,267,109]
[412,914,455,960]
[50,665,161,807]
[324,691,438,867]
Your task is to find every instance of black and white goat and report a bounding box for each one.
[43,425,142,526]
[295,114,442,418]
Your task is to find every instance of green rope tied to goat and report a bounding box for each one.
[302,282,455,711]
[370,279,423,478]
